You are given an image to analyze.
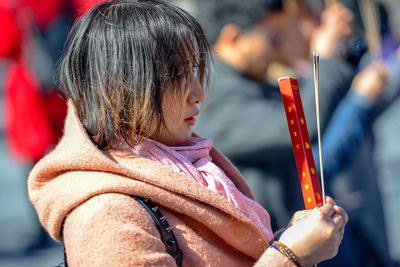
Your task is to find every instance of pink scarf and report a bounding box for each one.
[119,137,273,240]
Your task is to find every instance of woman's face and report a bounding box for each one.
[151,75,204,146]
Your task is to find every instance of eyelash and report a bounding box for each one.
[192,64,199,74]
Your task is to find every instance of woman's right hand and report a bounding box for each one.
[277,202,348,266]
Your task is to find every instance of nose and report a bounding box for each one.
[187,77,204,104]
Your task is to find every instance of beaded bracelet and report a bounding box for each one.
[269,241,302,267]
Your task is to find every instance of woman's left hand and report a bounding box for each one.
[287,196,341,227]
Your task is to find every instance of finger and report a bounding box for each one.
[341,6,354,22]
[291,209,312,224]
[317,203,335,220]
[325,196,336,206]
[333,205,349,224]
[339,226,345,237]
[330,213,345,231]
[372,60,388,75]
[338,231,344,247]
[338,225,345,237]
[338,226,345,246]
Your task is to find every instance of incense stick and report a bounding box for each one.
[313,51,326,205]
[359,0,381,59]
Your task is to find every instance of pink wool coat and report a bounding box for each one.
[28,101,295,266]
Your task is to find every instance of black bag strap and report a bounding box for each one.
[60,195,182,267]
[131,196,182,267]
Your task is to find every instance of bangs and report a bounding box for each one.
[146,3,212,99]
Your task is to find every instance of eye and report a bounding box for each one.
[192,64,199,76]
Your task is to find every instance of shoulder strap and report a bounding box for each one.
[131,196,183,267]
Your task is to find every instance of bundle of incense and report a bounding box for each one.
[313,52,326,206]
[278,77,323,209]
[359,0,381,59]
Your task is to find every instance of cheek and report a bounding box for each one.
[163,102,184,129]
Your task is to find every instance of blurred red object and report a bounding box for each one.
[4,59,66,162]
[0,6,21,58]
[21,0,66,29]
[1,0,68,163]
[71,0,107,18]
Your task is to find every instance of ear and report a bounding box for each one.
[215,23,241,47]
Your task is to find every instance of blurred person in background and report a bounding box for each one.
[326,0,400,265]
[194,0,353,234]
[193,0,396,265]
[341,0,400,264]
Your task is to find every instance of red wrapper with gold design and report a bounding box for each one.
[278,77,323,209]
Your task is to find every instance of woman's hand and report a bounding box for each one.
[287,209,312,227]
[287,196,338,227]
[278,197,348,266]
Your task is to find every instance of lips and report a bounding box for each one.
[184,116,196,126]
[184,111,199,126]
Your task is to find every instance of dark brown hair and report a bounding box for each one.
[58,0,211,149]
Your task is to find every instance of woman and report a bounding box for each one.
[28,0,347,266]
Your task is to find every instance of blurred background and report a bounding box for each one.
[1,0,399,266]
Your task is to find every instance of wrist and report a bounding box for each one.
[269,241,302,267]
[275,234,312,267]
